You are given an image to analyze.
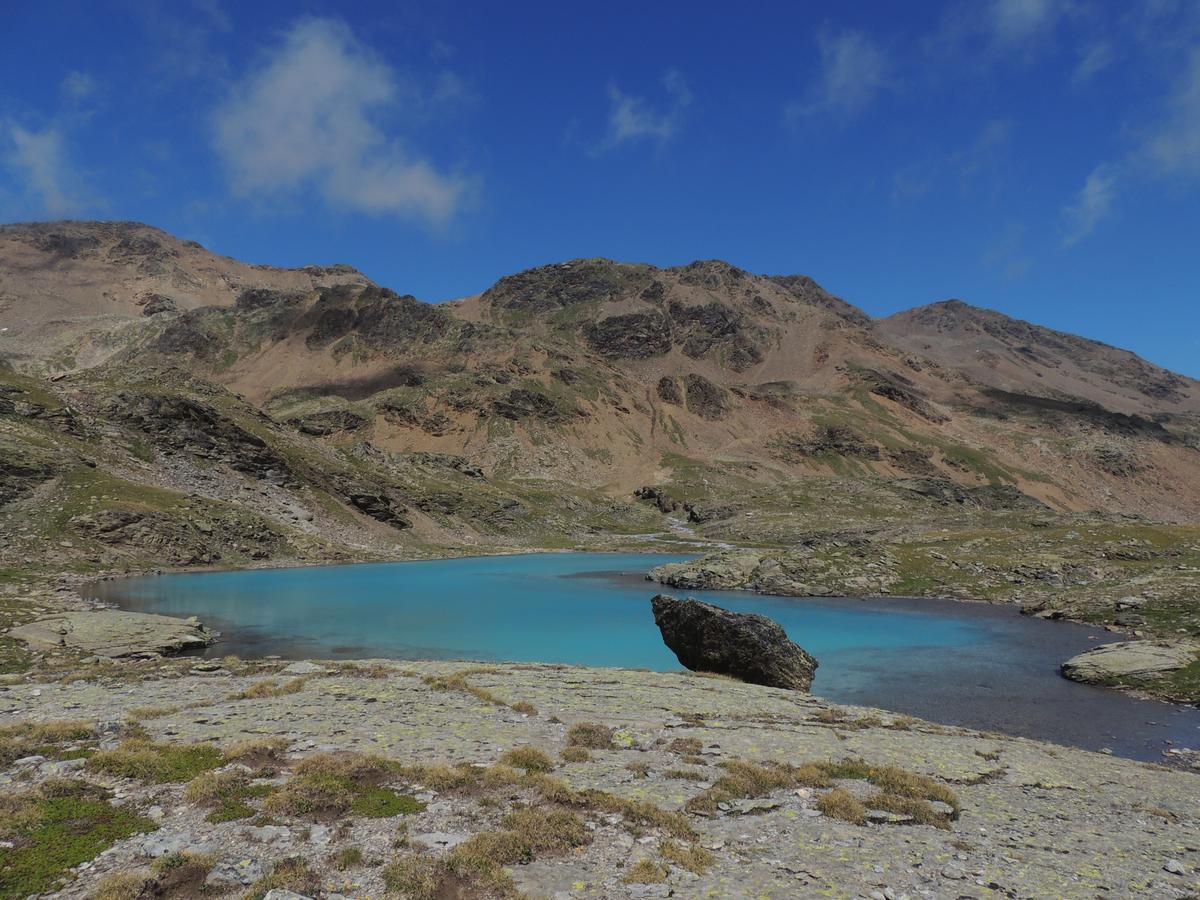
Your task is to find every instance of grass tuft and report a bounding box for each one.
[817,787,868,825]
[499,745,554,773]
[624,859,669,884]
[565,722,614,749]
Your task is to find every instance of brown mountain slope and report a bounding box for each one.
[878,299,1198,415]
[0,220,370,369]
[1,221,1199,521]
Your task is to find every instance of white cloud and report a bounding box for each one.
[792,29,889,119]
[212,17,468,224]
[61,71,97,102]
[989,0,1069,44]
[1062,164,1117,245]
[1,124,83,217]
[1072,41,1115,84]
[601,70,692,148]
[983,222,1033,279]
[1142,46,1200,180]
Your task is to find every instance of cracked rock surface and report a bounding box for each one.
[2,661,1198,898]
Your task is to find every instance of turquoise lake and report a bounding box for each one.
[87,552,1200,762]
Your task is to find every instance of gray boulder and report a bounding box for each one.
[8,610,212,658]
[1061,640,1198,684]
[651,594,817,690]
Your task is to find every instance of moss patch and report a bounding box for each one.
[0,780,156,900]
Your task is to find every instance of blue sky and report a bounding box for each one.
[2,1,1198,376]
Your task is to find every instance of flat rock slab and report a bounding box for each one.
[1061,640,1198,683]
[8,610,212,658]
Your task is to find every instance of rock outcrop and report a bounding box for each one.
[1061,640,1198,684]
[8,610,213,658]
[651,594,818,690]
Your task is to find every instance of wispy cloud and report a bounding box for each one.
[983,222,1033,280]
[1142,45,1200,181]
[600,69,692,149]
[212,17,471,225]
[989,0,1070,45]
[925,0,1071,67]
[891,119,1013,203]
[790,29,889,120]
[1072,41,1116,84]
[1061,164,1117,245]
[1,124,85,217]
[60,71,97,102]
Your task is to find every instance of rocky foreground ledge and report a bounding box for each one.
[1,660,1198,899]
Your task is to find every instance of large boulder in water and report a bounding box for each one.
[651,594,817,690]
[1060,640,1198,684]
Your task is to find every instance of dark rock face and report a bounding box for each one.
[105,393,295,484]
[584,310,672,359]
[492,388,570,422]
[0,448,56,505]
[892,478,1043,510]
[140,293,178,316]
[651,594,818,690]
[774,425,882,461]
[684,374,728,420]
[287,409,368,435]
[859,370,948,423]
[656,377,683,405]
[344,492,411,528]
[483,259,652,313]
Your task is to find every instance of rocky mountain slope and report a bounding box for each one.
[1,220,1198,698]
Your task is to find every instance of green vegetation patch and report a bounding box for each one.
[87,739,224,783]
[265,752,423,821]
[0,720,95,767]
[0,779,156,900]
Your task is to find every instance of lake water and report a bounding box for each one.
[87,552,1200,762]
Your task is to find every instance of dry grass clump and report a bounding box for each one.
[667,737,703,755]
[625,761,651,779]
[499,745,554,773]
[560,746,591,763]
[89,870,152,900]
[814,708,882,730]
[500,806,589,855]
[395,760,486,793]
[382,854,448,900]
[126,705,178,721]
[510,701,538,715]
[623,858,669,884]
[817,787,868,825]
[0,719,94,766]
[664,767,707,781]
[150,851,217,892]
[660,840,715,874]
[685,759,830,815]
[184,769,272,822]
[331,846,365,870]
[86,740,223,783]
[565,722,614,749]
[245,857,321,900]
[864,764,960,814]
[421,668,506,707]
[267,752,423,820]
[382,808,587,900]
[684,756,959,828]
[183,769,249,804]
[223,736,291,766]
[232,677,309,700]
